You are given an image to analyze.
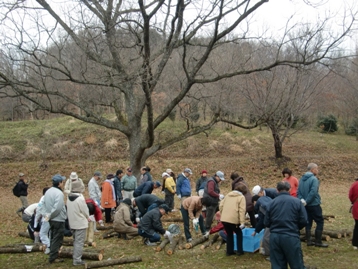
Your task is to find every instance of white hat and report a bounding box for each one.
[162,172,170,178]
[216,171,225,181]
[252,185,262,195]
[166,169,173,174]
[70,172,78,181]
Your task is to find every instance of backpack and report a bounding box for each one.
[13,182,21,197]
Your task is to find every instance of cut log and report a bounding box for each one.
[84,256,142,269]
[300,235,330,242]
[96,226,113,230]
[156,238,170,252]
[216,239,225,250]
[323,215,335,219]
[322,231,341,239]
[0,244,44,253]
[58,247,103,261]
[18,232,31,239]
[185,237,208,249]
[301,231,332,241]
[102,230,119,239]
[200,234,219,250]
[167,238,180,255]
[62,239,97,247]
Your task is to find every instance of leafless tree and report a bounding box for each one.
[0,0,356,172]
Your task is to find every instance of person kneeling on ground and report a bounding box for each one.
[138,204,172,246]
[113,198,139,240]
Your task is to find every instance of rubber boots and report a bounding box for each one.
[306,229,315,246]
[315,230,328,247]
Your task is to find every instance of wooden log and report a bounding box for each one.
[185,237,208,249]
[18,232,31,239]
[322,231,342,239]
[200,234,219,250]
[323,215,335,220]
[0,244,44,253]
[300,235,330,242]
[84,256,142,269]
[62,239,97,247]
[59,247,103,261]
[301,231,332,241]
[216,239,225,250]
[156,238,170,252]
[340,229,352,237]
[96,226,113,230]
[167,238,180,255]
[102,230,119,239]
[177,236,186,250]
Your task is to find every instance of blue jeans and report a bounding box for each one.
[305,205,324,232]
[138,229,161,242]
[270,233,305,269]
[180,206,205,240]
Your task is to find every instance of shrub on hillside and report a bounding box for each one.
[345,118,358,136]
[317,115,338,133]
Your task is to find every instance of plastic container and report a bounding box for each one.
[233,228,265,253]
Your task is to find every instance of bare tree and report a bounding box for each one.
[0,0,356,173]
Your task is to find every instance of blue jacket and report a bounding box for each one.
[254,196,272,234]
[264,192,307,237]
[264,188,278,199]
[133,181,154,197]
[176,173,191,197]
[297,172,321,206]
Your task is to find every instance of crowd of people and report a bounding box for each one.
[13,162,357,268]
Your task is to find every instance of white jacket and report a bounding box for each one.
[67,193,89,229]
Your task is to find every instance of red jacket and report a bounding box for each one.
[349,180,358,220]
[85,198,102,221]
[210,221,225,234]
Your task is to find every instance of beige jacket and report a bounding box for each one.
[113,203,133,232]
[219,190,246,225]
[66,193,89,229]
[182,196,203,219]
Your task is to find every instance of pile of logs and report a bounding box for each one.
[300,229,352,242]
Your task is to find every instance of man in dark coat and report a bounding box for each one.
[133,194,165,217]
[138,204,171,246]
[264,182,308,269]
[133,181,161,197]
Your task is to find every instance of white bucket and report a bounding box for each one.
[25,245,33,252]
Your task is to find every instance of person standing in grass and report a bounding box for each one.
[88,171,102,206]
[101,174,116,223]
[298,163,328,247]
[349,177,358,250]
[113,169,123,207]
[15,173,29,215]
[264,182,307,269]
[44,174,67,264]
[121,167,137,199]
[162,172,176,211]
[67,180,90,266]
[282,168,299,197]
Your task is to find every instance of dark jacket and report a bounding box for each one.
[176,173,191,197]
[113,176,122,200]
[196,176,208,193]
[232,179,254,212]
[17,180,28,196]
[264,192,307,237]
[135,194,165,216]
[140,172,153,185]
[254,196,272,233]
[297,172,321,206]
[133,181,154,197]
[203,178,220,206]
[264,188,278,199]
[138,207,165,236]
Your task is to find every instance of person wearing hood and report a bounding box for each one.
[297,163,328,248]
[67,180,90,266]
[113,198,138,240]
[219,184,246,256]
[101,174,116,223]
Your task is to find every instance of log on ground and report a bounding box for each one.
[58,247,103,261]
[300,235,330,242]
[216,239,225,250]
[84,256,142,269]
[18,232,31,238]
[322,231,342,239]
[0,244,44,253]
[102,230,119,239]
[167,238,180,255]
[62,239,97,247]
[156,238,170,252]
[200,234,219,250]
[185,237,208,249]
[96,226,113,230]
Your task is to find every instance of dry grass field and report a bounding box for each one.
[0,118,358,268]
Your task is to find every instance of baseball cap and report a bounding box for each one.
[201,170,207,174]
[94,171,102,178]
[127,168,132,172]
[252,185,262,195]
[184,168,192,175]
[216,171,225,181]
[19,173,25,177]
[155,181,162,187]
[52,174,66,183]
